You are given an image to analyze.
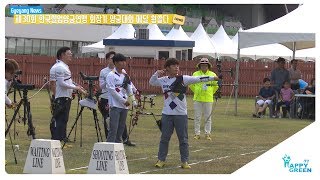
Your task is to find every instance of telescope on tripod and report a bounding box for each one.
[79,72,99,100]
[62,72,103,149]
[6,70,24,139]
[5,80,36,139]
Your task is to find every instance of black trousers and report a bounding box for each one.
[276,101,291,112]
[98,98,110,140]
[50,97,71,141]
[98,98,131,142]
[122,125,129,141]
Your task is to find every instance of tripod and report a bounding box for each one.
[62,78,103,149]
[7,83,23,140]
[5,117,18,164]
[72,91,83,143]
[5,88,36,140]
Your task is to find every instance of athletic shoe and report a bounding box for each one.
[63,144,73,148]
[194,135,200,140]
[205,134,212,141]
[123,140,136,146]
[155,160,165,168]
[181,162,191,169]
[79,98,97,109]
[257,112,262,118]
[62,138,73,143]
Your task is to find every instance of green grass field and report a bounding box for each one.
[5,90,312,174]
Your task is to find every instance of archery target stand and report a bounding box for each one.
[87,142,129,174]
[23,139,65,174]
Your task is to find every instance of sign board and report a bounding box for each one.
[23,139,65,174]
[172,14,185,25]
[87,142,129,174]
[13,14,185,25]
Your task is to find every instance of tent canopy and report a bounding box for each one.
[82,24,135,53]
[211,25,235,57]
[190,23,217,57]
[239,4,315,50]
[147,24,167,40]
[166,26,191,41]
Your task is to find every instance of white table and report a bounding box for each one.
[294,94,315,98]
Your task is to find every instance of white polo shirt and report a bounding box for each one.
[49,60,61,82]
[100,67,137,99]
[99,67,113,99]
[149,71,216,115]
[53,60,77,99]
[106,69,134,109]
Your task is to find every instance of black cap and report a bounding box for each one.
[112,53,126,63]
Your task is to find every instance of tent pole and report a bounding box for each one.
[235,48,240,116]
[292,42,296,59]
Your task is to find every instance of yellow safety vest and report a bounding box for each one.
[189,70,218,102]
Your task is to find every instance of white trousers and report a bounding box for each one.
[256,99,272,106]
[194,101,213,135]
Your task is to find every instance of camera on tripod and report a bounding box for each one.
[13,82,35,90]
[79,72,98,99]
[10,70,34,90]
[78,72,99,109]
[6,78,36,140]
[63,72,103,148]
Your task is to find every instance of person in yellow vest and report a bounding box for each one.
[189,58,219,141]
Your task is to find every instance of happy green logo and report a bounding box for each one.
[282,154,312,173]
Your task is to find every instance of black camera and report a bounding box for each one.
[79,72,99,81]
[13,82,35,90]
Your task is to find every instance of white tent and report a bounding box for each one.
[295,48,317,61]
[232,28,315,61]
[234,3,316,115]
[147,24,166,40]
[238,4,315,50]
[165,26,191,41]
[211,25,236,57]
[231,28,292,60]
[190,23,217,58]
[105,24,135,39]
[82,24,135,53]
[81,40,104,53]
[240,44,293,60]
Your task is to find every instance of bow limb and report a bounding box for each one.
[128,104,140,137]
[215,59,223,100]
[43,77,54,115]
